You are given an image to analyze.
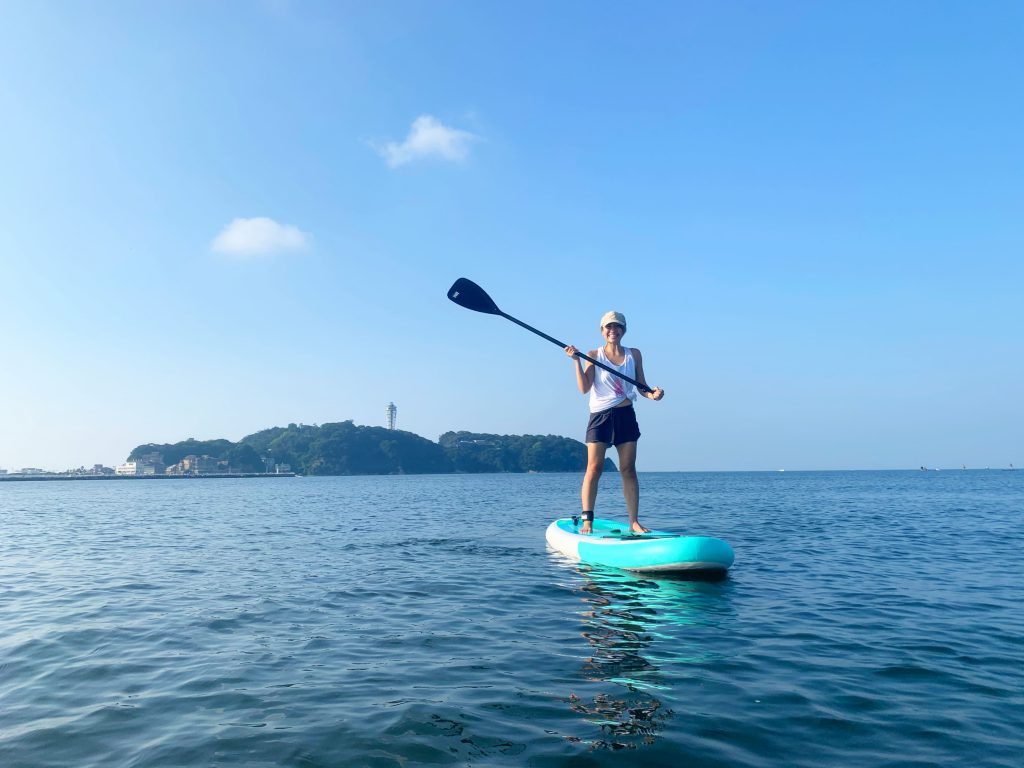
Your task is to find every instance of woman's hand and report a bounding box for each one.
[565,345,580,359]
[649,387,664,401]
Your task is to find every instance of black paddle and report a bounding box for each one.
[446,277,653,394]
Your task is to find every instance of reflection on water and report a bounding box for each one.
[563,564,732,750]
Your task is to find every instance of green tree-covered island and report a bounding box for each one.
[128,421,616,476]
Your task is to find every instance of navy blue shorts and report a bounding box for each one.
[586,404,641,446]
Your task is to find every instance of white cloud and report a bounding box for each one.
[210,217,309,257]
[376,115,477,168]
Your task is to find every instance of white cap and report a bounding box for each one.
[600,311,626,331]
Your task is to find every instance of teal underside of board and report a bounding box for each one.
[577,535,733,570]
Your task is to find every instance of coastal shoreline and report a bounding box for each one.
[0,473,297,482]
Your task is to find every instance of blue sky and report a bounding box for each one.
[1,1,1020,471]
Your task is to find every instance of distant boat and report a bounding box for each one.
[1005,464,1016,471]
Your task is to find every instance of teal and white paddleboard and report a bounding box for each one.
[545,517,734,574]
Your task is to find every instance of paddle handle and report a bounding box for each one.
[501,312,654,394]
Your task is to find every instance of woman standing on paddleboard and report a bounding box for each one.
[565,311,664,535]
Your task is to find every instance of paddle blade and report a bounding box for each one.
[447,278,502,315]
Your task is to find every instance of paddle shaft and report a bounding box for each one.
[499,311,654,394]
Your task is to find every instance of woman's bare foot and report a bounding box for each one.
[630,521,650,534]
[580,522,593,534]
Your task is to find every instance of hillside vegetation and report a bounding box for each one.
[129,421,616,475]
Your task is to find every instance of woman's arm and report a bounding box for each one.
[632,348,665,400]
[565,346,596,394]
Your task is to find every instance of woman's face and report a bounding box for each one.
[602,322,625,343]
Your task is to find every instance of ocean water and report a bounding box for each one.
[1,471,1021,767]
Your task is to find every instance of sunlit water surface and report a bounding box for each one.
[1,471,1021,767]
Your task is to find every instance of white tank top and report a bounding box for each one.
[589,347,638,413]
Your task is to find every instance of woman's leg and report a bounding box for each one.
[615,441,648,533]
[580,442,607,533]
